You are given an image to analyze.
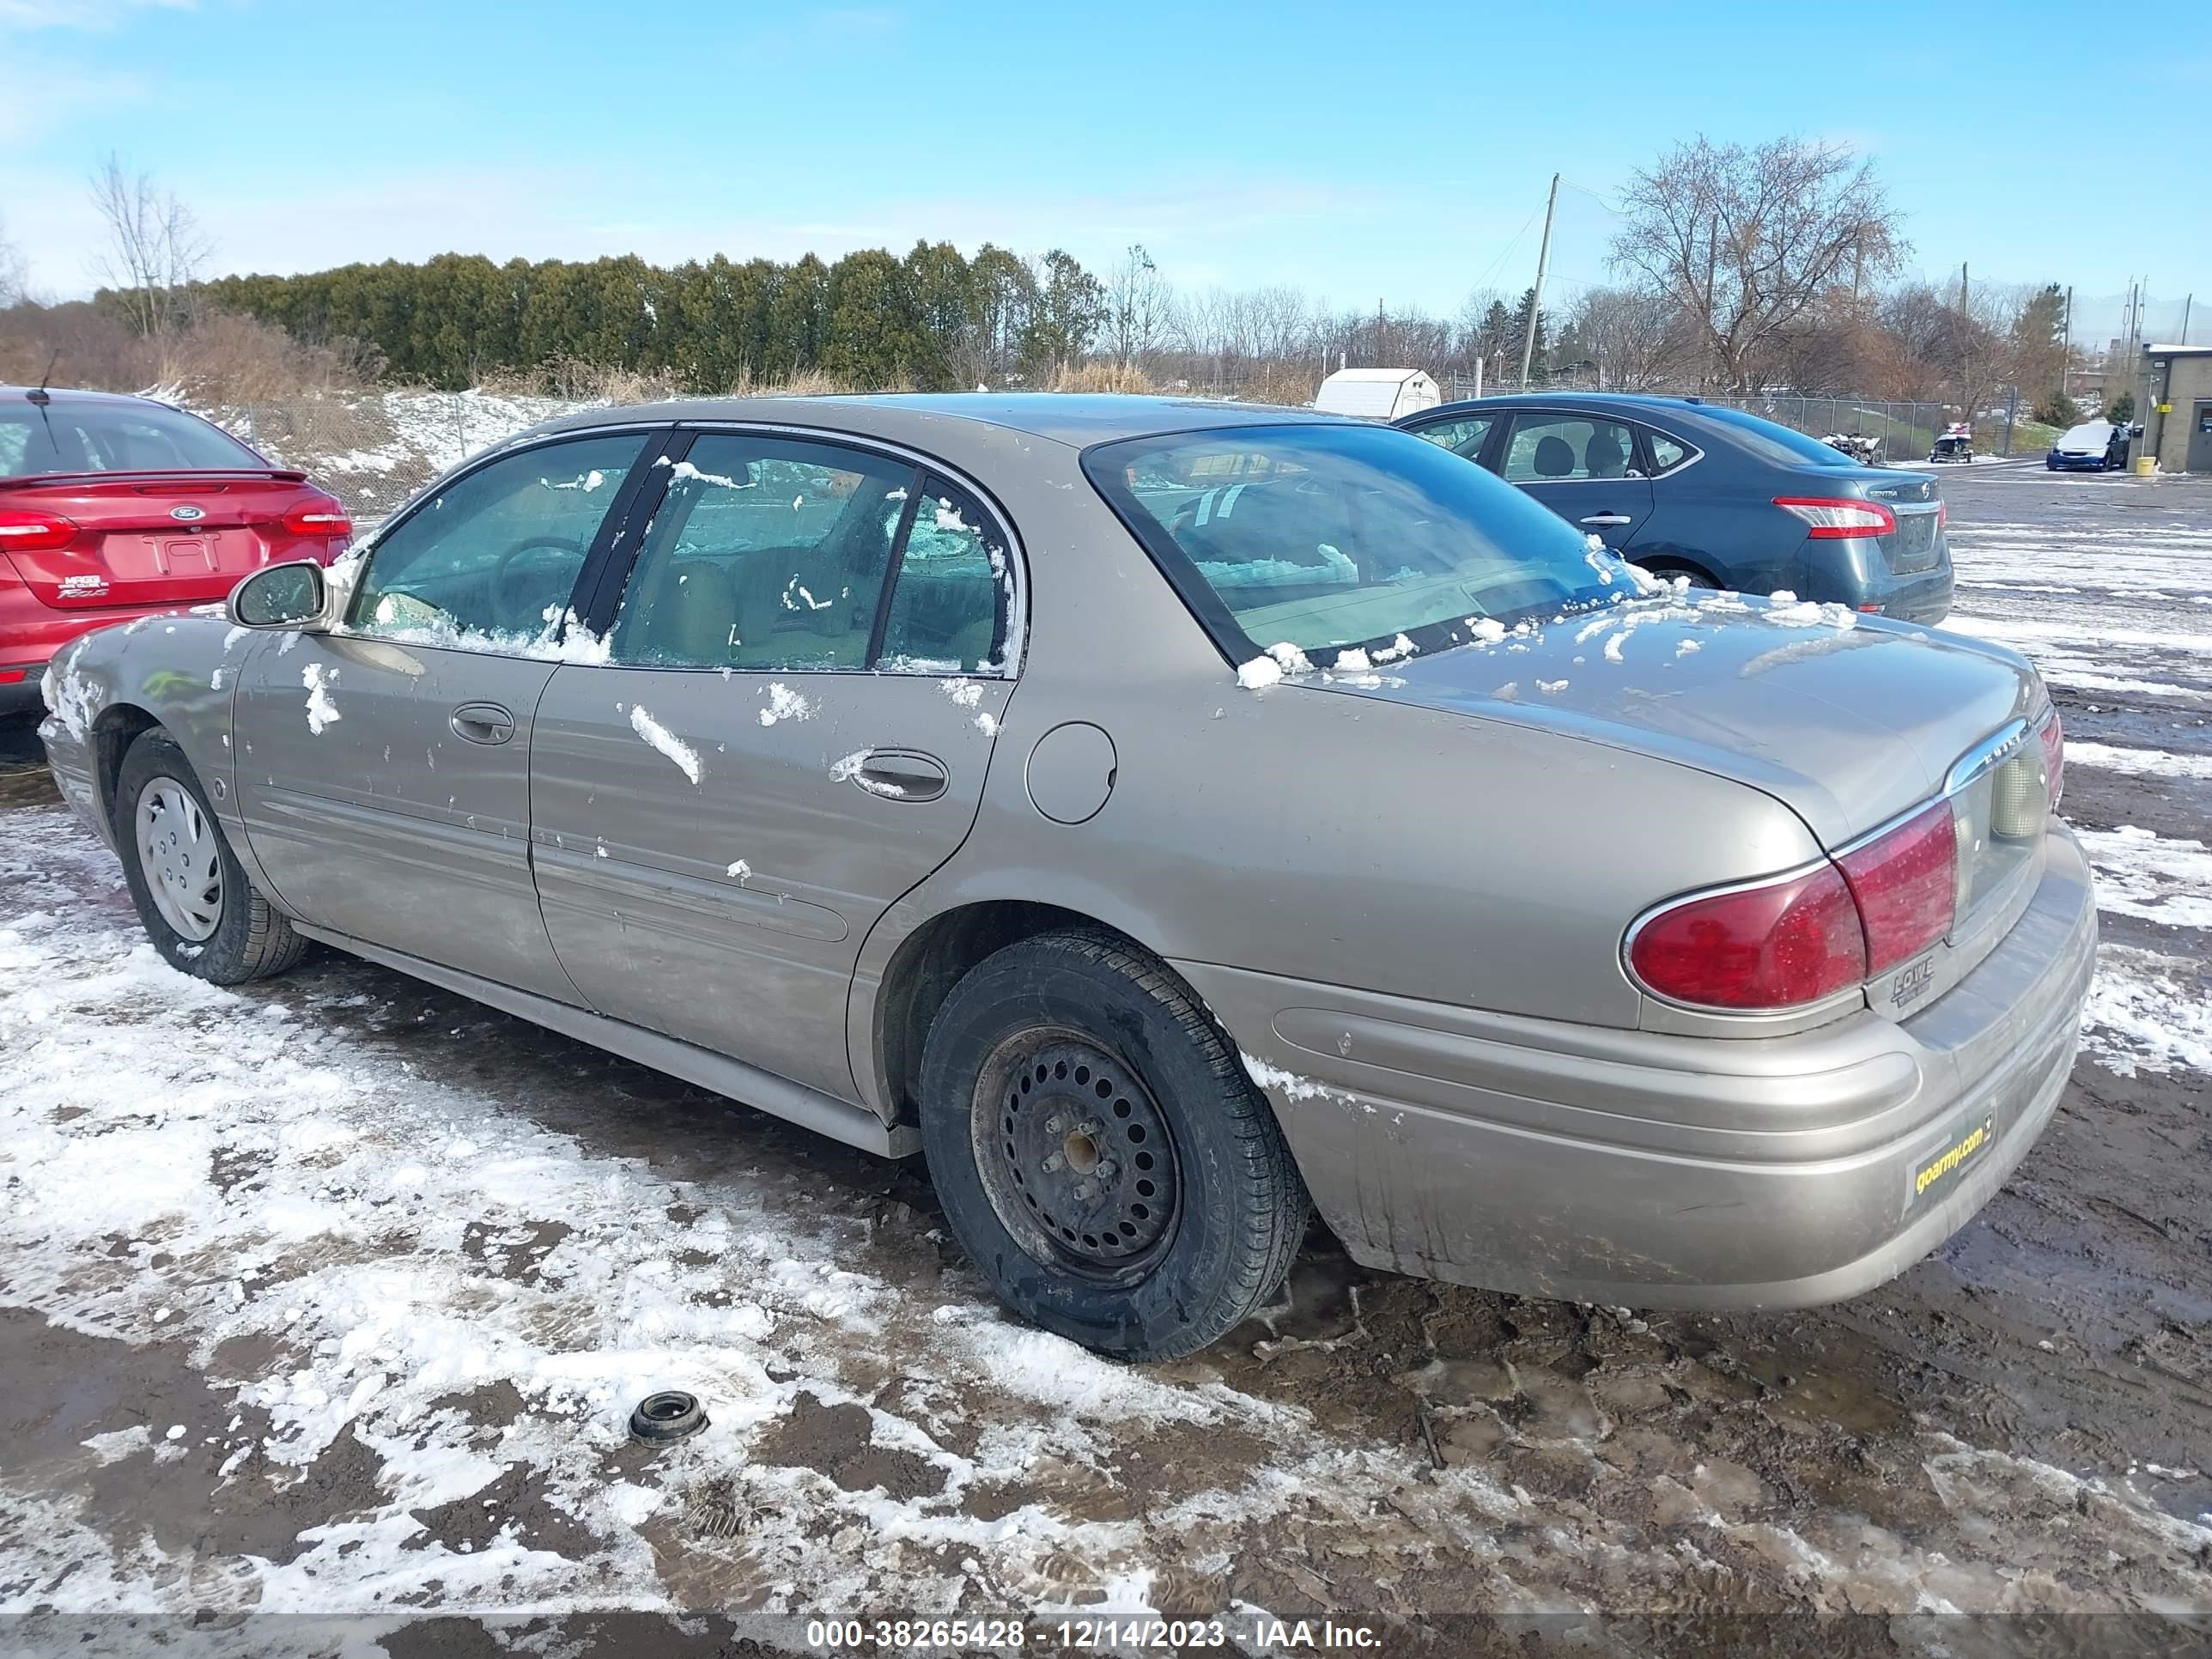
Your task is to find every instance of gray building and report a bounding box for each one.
[2136,345,2212,473]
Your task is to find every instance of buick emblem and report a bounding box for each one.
[170,504,205,521]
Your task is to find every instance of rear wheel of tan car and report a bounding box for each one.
[919,929,1308,1361]
[112,728,308,986]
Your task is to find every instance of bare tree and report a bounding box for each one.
[0,211,27,309]
[1567,285,1692,390]
[1105,243,1171,369]
[1610,136,1904,391]
[88,153,210,342]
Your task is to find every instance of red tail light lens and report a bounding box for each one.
[0,509,82,552]
[1836,800,1957,975]
[2039,709,2063,810]
[1936,500,1948,532]
[277,495,353,539]
[1628,865,1868,1011]
[1773,496,1897,539]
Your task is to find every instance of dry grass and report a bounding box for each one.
[1051,362,1156,394]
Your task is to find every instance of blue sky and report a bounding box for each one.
[4,0,2207,343]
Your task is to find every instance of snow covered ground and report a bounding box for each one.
[2,469,2210,1652]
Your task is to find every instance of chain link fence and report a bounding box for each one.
[207,390,597,527]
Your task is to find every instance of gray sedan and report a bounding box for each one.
[39,396,2094,1360]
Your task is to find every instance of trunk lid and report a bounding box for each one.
[1863,471,1944,574]
[0,471,339,608]
[1321,594,2039,849]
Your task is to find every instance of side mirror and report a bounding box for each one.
[229,560,328,629]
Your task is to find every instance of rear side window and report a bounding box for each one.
[0,399,264,478]
[1646,431,1694,473]
[878,477,1010,672]
[1501,414,1641,482]
[610,433,913,671]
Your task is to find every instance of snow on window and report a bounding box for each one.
[301,663,341,733]
[629,705,701,785]
[670,459,752,490]
[1676,639,1703,657]
[545,469,607,492]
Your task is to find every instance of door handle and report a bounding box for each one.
[1579,513,1635,526]
[449,702,516,745]
[845,749,948,802]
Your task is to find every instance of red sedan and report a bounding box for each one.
[1,386,352,716]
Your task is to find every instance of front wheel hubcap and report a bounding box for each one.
[135,776,223,942]
[974,1034,1181,1276]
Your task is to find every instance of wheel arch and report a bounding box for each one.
[91,702,165,830]
[861,897,1169,1130]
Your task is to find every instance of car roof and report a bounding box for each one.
[1413,391,1715,420]
[2,386,170,408]
[531,392,1357,453]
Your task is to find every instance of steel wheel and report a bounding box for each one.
[134,775,223,941]
[971,1028,1182,1279]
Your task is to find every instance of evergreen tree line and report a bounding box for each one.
[195,243,1111,393]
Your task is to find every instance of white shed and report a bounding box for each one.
[1312,368,1443,421]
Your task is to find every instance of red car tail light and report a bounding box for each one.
[1628,864,1868,1011]
[2038,708,2063,811]
[1773,496,1897,539]
[1836,800,1957,975]
[277,495,353,539]
[1936,499,1948,532]
[0,509,82,552]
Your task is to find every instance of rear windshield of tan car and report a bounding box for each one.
[1084,422,1614,665]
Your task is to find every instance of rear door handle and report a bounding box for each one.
[845,749,947,802]
[450,702,516,744]
[1579,513,1635,526]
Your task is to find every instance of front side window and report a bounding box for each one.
[878,477,1010,672]
[1501,415,1641,482]
[350,433,647,645]
[1410,414,1497,461]
[610,433,912,670]
[1085,422,1615,664]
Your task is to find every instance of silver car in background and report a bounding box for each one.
[40,396,2094,1360]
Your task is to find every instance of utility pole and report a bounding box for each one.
[1376,297,1386,365]
[2182,294,2194,345]
[1517,172,1559,389]
[2063,284,2073,393]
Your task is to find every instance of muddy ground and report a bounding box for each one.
[3,464,2209,1657]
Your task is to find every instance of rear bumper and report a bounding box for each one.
[1185,824,2094,1310]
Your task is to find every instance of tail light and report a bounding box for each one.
[277,495,353,539]
[1627,865,1867,1010]
[1836,801,1956,975]
[0,509,82,552]
[1936,499,1948,532]
[2038,708,2063,811]
[1773,497,1897,538]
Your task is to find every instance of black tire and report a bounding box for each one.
[918,929,1308,1361]
[1648,564,1719,591]
[112,728,309,986]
